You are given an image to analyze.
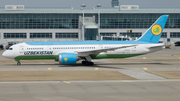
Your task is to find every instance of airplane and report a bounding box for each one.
[2,15,169,66]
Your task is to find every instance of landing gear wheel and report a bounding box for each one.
[84,61,94,66]
[85,62,90,66]
[82,60,94,66]
[89,62,94,66]
[17,62,21,66]
[82,61,86,65]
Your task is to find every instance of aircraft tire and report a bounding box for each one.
[83,61,94,66]
[89,62,94,66]
[82,61,86,65]
[17,62,21,66]
[85,62,90,66]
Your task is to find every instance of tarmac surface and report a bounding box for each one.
[0,47,180,101]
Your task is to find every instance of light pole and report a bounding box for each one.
[81,4,86,41]
[97,4,101,41]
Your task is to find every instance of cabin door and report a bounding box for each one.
[19,46,24,54]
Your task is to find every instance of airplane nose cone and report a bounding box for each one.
[2,51,14,59]
[2,51,6,57]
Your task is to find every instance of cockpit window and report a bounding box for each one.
[8,48,13,50]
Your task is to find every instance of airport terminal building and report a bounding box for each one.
[0,5,180,45]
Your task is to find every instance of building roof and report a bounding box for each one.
[0,7,180,14]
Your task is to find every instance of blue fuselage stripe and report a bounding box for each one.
[26,41,153,45]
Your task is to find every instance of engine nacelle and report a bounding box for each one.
[59,53,78,65]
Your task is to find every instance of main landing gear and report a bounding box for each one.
[82,56,94,66]
[17,62,21,66]
[82,61,94,66]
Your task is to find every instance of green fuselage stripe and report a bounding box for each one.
[15,55,58,62]
[14,54,143,62]
[91,54,143,59]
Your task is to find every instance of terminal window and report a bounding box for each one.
[0,13,179,29]
[4,33,26,39]
[161,32,167,38]
[100,14,180,29]
[100,33,116,36]
[170,32,180,38]
[0,14,79,29]
[56,33,78,39]
[120,32,142,38]
[30,33,52,38]
[102,37,129,41]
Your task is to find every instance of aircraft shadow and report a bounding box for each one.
[95,62,170,65]
[4,63,124,69]
[4,62,171,70]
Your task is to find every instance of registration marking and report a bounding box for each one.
[48,67,52,70]
[95,68,99,70]
[143,57,146,59]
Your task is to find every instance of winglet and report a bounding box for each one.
[137,15,169,43]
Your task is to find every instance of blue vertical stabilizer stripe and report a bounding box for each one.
[138,15,169,43]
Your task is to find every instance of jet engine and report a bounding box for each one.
[59,53,79,65]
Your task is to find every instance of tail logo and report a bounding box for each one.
[151,24,162,36]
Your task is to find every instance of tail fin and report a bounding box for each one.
[137,15,169,43]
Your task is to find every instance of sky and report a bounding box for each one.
[0,0,179,9]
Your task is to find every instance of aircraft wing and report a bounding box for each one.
[78,44,137,57]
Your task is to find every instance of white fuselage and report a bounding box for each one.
[2,42,164,59]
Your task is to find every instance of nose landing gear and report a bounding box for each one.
[17,62,21,66]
